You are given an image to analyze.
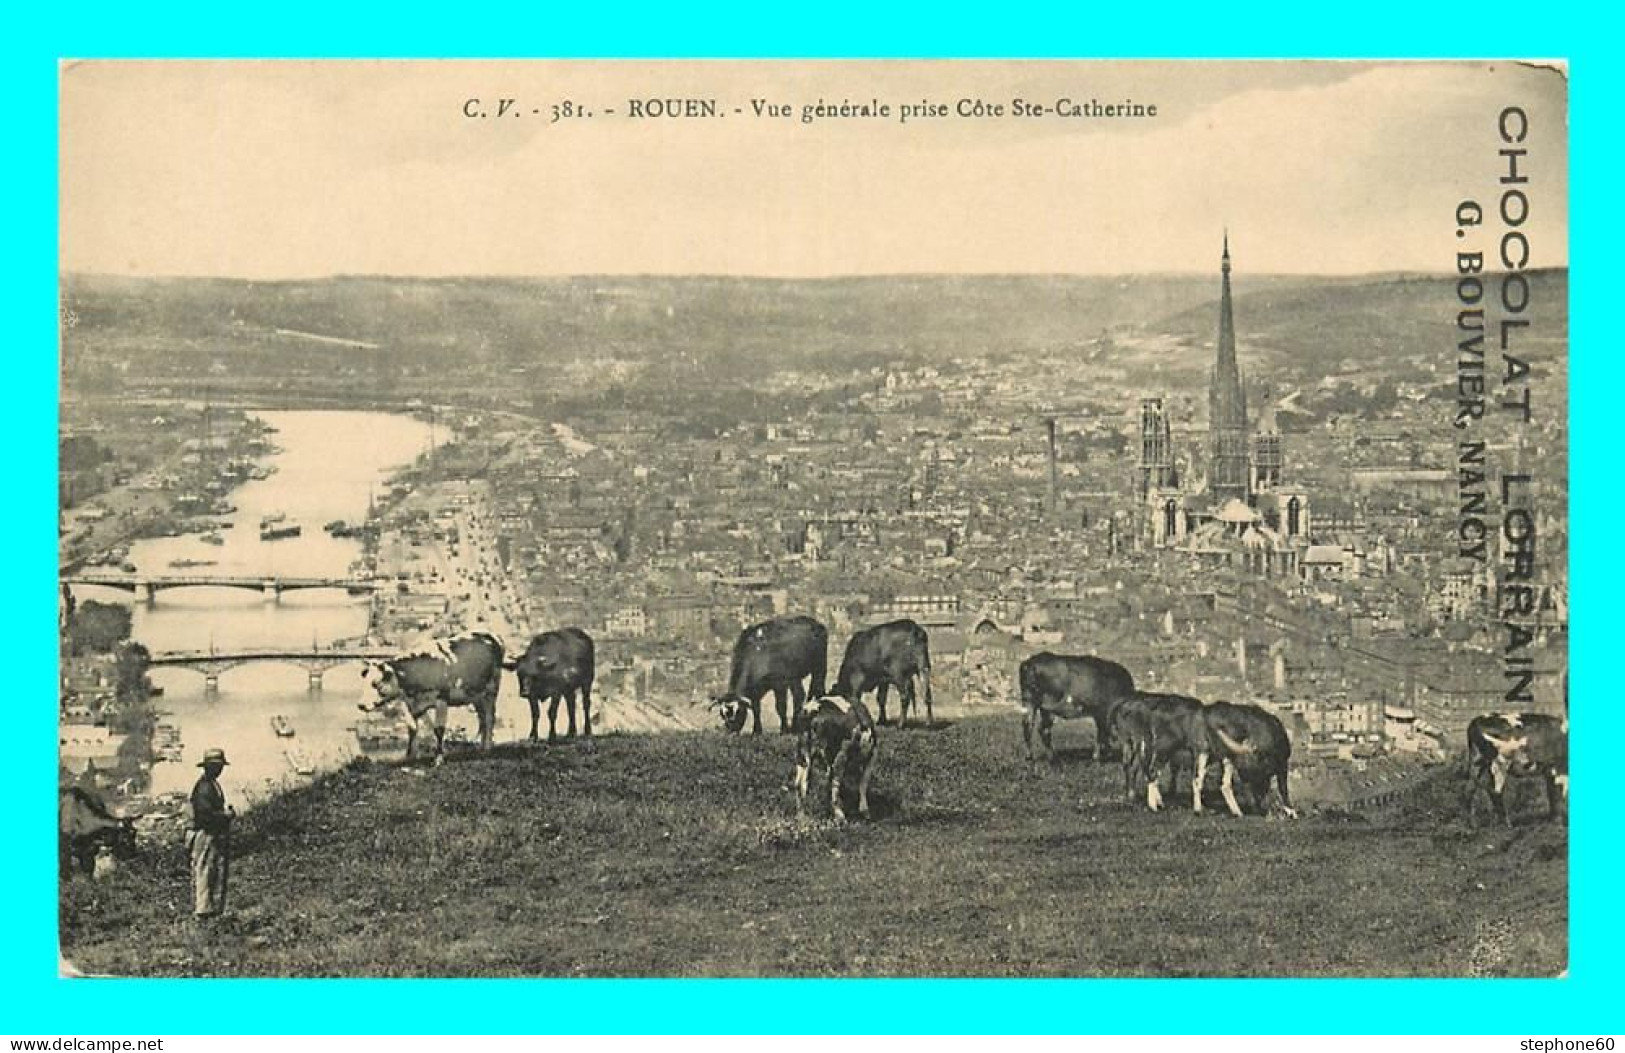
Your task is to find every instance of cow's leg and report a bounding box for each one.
[1220,759,1244,817]
[581,684,594,739]
[432,698,450,765]
[1193,751,1209,813]
[898,678,915,730]
[750,696,764,736]
[477,693,495,751]
[788,681,806,731]
[565,689,579,739]
[1545,772,1563,822]
[773,688,791,735]
[1038,712,1055,758]
[1141,742,1161,809]
[1022,707,1036,761]
[1465,756,1488,823]
[921,666,935,728]
[875,683,891,726]
[527,696,541,742]
[1489,758,1512,827]
[856,740,875,820]
[829,749,851,824]
[793,744,811,815]
[1276,759,1298,818]
[479,677,498,750]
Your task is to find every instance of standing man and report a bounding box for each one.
[188,747,234,921]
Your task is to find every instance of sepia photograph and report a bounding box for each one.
[56,59,1568,980]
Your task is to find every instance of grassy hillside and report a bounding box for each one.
[60,715,1566,978]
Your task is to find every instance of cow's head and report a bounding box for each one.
[110,817,138,859]
[708,694,750,735]
[510,652,552,697]
[358,662,402,713]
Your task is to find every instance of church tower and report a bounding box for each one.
[1138,396,1176,497]
[1252,386,1282,494]
[1209,232,1251,505]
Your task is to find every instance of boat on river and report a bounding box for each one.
[169,557,218,569]
[260,513,302,542]
[270,714,295,738]
[284,748,315,776]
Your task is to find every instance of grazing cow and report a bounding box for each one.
[1466,712,1568,826]
[1193,701,1296,818]
[59,786,137,879]
[358,630,505,764]
[506,628,596,742]
[1111,691,1204,810]
[834,619,934,728]
[1018,652,1136,762]
[710,616,828,735]
[791,695,878,823]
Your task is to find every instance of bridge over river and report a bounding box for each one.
[147,644,399,692]
[66,572,383,604]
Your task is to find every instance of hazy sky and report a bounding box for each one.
[59,60,1568,278]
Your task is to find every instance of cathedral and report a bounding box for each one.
[1138,235,1311,576]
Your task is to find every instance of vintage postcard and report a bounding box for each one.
[57,60,1568,978]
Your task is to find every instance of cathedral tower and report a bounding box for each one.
[1209,233,1251,505]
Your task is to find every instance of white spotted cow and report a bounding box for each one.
[1466,712,1569,826]
[791,695,878,824]
[359,631,505,764]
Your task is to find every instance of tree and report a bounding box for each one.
[69,600,132,656]
[113,641,152,705]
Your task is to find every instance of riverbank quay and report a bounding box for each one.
[60,398,276,573]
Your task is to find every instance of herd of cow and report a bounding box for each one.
[59,615,1571,879]
[344,615,1569,828]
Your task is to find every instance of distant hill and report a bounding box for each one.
[1139,268,1569,390]
[61,269,1569,417]
[54,271,1338,373]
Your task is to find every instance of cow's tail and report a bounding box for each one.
[919,629,934,717]
[811,624,829,699]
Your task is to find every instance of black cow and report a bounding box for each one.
[1466,712,1568,826]
[1018,652,1136,762]
[358,630,505,763]
[791,695,879,823]
[710,616,828,735]
[1111,691,1204,810]
[834,619,934,728]
[506,628,596,742]
[1193,701,1296,818]
[59,786,137,879]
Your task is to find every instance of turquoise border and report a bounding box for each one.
[10,2,1615,1034]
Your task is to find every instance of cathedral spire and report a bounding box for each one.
[1209,232,1250,505]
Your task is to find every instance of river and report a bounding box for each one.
[71,410,438,806]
